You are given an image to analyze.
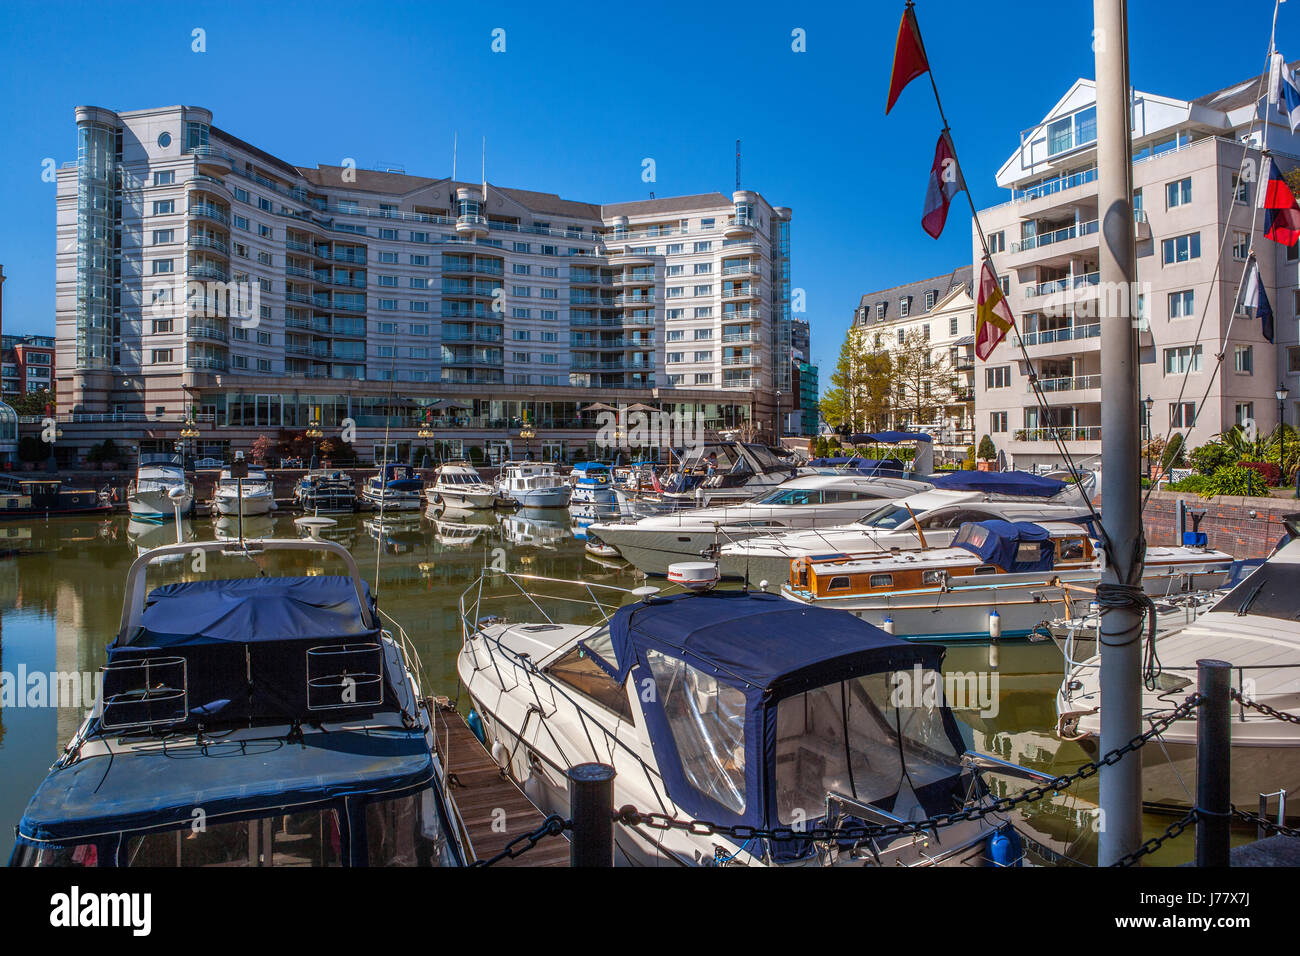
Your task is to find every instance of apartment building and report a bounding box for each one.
[2,334,56,397]
[853,265,976,455]
[976,70,1300,471]
[55,105,792,460]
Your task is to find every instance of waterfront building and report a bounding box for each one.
[2,334,56,398]
[976,68,1300,471]
[54,105,793,462]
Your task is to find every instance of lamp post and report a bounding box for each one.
[1276,382,1290,496]
[179,420,201,469]
[305,419,324,470]
[417,423,434,469]
[1142,395,1153,480]
[519,423,536,461]
[45,424,63,474]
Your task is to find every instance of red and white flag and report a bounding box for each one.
[922,131,965,239]
[886,3,930,114]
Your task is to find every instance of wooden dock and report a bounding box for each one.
[433,703,570,867]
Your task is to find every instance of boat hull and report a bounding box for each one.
[427,487,498,510]
[213,491,276,516]
[128,488,194,520]
[502,487,572,508]
[361,491,423,511]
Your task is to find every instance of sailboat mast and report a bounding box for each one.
[1094,0,1145,865]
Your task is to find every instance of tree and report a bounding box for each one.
[1161,432,1186,470]
[820,328,891,434]
[250,433,273,464]
[977,434,997,462]
[9,388,54,417]
[890,328,952,431]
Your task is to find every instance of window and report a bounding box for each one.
[694,372,713,384]
[949,315,958,335]
[693,241,712,253]
[1170,402,1196,428]
[152,259,174,274]
[694,350,712,362]
[899,297,911,317]
[1163,345,1203,375]
[378,275,398,287]
[1290,345,1300,373]
[513,264,531,275]
[988,231,1006,254]
[1168,289,1194,318]
[926,290,938,310]
[693,328,713,340]
[1162,233,1201,264]
[378,298,397,311]
[379,251,398,264]
[694,263,712,274]
[256,358,272,373]
[545,646,633,721]
[1166,177,1192,208]
[1235,402,1255,426]
[1233,172,1251,204]
[1232,231,1249,261]
[151,349,173,363]
[151,319,173,334]
[152,229,174,245]
[985,366,1010,388]
[1047,106,1096,156]
[152,200,174,215]
[990,411,1008,433]
[153,170,174,186]
[1234,344,1254,374]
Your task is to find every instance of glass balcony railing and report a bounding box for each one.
[1010,218,1098,254]
[1014,425,1102,442]
[1020,323,1101,346]
[1035,374,1101,393]
[1024,271,1100,298]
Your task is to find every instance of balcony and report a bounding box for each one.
[186,356,228,371]
[1035,373,1101,393]
[722,377,759,389]
[614,272,656,286]
[722,354,759,366]
[188,145,235,173]
[190,202,231,227]
[188,234,229,256]
[1010,218,1098,254]
[1013,425,1102,442]
[187,263,229,282]
[724,217,757,238]
[1020,322,1100,347]
[186,324,228,343]
[1024,271,1099,298]
[441,329,503,344]
[614,293,655,306]
[455,214,489,238]
[722,262,759,277]
[723,308,762,320]
[722,287,758,300]
[723,331,760,344]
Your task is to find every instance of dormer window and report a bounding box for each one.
[876,302,886,319]
[925,290,937,310]
[899,296,911,317]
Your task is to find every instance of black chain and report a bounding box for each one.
[1231,689,1300,725]
[470,814,570,867]
[1107,809,1200,868]
[1231,806,1300,838]
[615,693,1205,847]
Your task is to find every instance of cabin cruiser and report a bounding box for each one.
[458,570,1040,866]
[361,462,424,511]
[718,471,1097,586]
[1057,536,1300,810]
[426,460,500,510]
[295,469,356,513]
[10,534,467,866]
[782,519,1233,642]
[496,461,572,508]
[211,465,277,517]
[126,454,194,521]
[612,442,800,518]
[0,475,112,519]
[588,474,932,577]
[569,461,616,506]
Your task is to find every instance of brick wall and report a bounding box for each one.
[1142,489,1297,558]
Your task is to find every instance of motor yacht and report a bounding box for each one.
[126,454,194,521]
[295,469,356,513]
[612,441,801,518]
[496,461,572,508]
[569,461,616,506]
[426,460,501,510]
[361,462,425,511]
[211,465,276,517]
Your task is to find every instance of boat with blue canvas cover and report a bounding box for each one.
[569,461,615,506]
[458,570,1040,866]
[361,462,425,511]
[781,519,1232,641]
[10,535,467,867]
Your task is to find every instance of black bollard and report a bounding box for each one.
[567,762,616,867]
[1195,659,1231,867]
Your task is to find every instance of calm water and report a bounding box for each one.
[0,507,1219,865]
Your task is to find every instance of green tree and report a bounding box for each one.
[820,329,892,434]
[977,434,997,462]
[9,388,54,416]
[890,328,952,431]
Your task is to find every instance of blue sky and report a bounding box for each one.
[0,0,1285,384]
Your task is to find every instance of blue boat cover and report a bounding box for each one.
[952,520,1054,572]
[598,591,964,832]
[930,469,1067,497]
[130,576,376,647]
[849,430,933,444]
[16,726,434,843]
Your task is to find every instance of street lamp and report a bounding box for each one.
[519,423,536,461]
[45,424,63,474]
[179,420,201,469]
[305,419,324,469]
[1276,382,1290,496]
[417,423,434,469]
[1142,395,1154,480]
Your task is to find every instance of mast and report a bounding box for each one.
[1093,0,1144,864]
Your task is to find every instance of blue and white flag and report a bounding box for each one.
[1269,52,1300,133]
[1242,256,1276,343]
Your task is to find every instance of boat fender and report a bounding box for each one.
[882,616,895,635]
[988,609,1002,639]
[490,738,510,769]
[466,708,486,745]
[987,826,1023,867]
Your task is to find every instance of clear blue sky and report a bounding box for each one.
[0,0,1284,385]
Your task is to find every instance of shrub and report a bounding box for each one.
[977,435,997,461]
[1161,432,1186,470]
[1168,474,1209,495]
[1189,441,1235,476]
[1239,460,1282,486]
[1199,464,1273,498]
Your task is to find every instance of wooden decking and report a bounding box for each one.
[433,704,570,867]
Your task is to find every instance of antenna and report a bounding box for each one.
[735,139,741,191]
[481,136,487,200]
[452,131,457,181]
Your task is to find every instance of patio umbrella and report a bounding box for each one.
[580,402,617,413]
[624,402,659,412]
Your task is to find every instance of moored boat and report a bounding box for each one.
[0,475,112,519]
[126,454,194,521]
[426,460,500,510]
[361,462,424,511]
[211,465,277,516]
[295,469,356,513]
[496,461,572,508]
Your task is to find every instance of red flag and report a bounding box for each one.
[975,261,1014,360]
[922,131,965,239]
[886,4,930,114]
[1261,155,1300,246]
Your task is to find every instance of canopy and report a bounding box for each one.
[952,520,1054,572]
[930,469,1067,497]
[848,431,933,444]
[598,591,963,832]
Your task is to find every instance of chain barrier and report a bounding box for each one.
[613,693,1205,848]
[1231,806,1300,838]
[471,814,570,867]
[1107,809,1200,868]
[1231,688,1300,725]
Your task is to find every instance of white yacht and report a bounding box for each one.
[211,465,276,516]
[126,454,194,521]
[588,473,932,577]
[781,519,1234,642]
[361,463,425,511]
[457,570,1043,867]
[1058,538,1300,809]
[718,470,1098,586]
[496,461,572,508]
[426,460,500,510]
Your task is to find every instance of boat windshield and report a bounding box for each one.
[774,670,961,824]
[858,502,915,529]
[749,486,821,505]
[1212,561,1300,622]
